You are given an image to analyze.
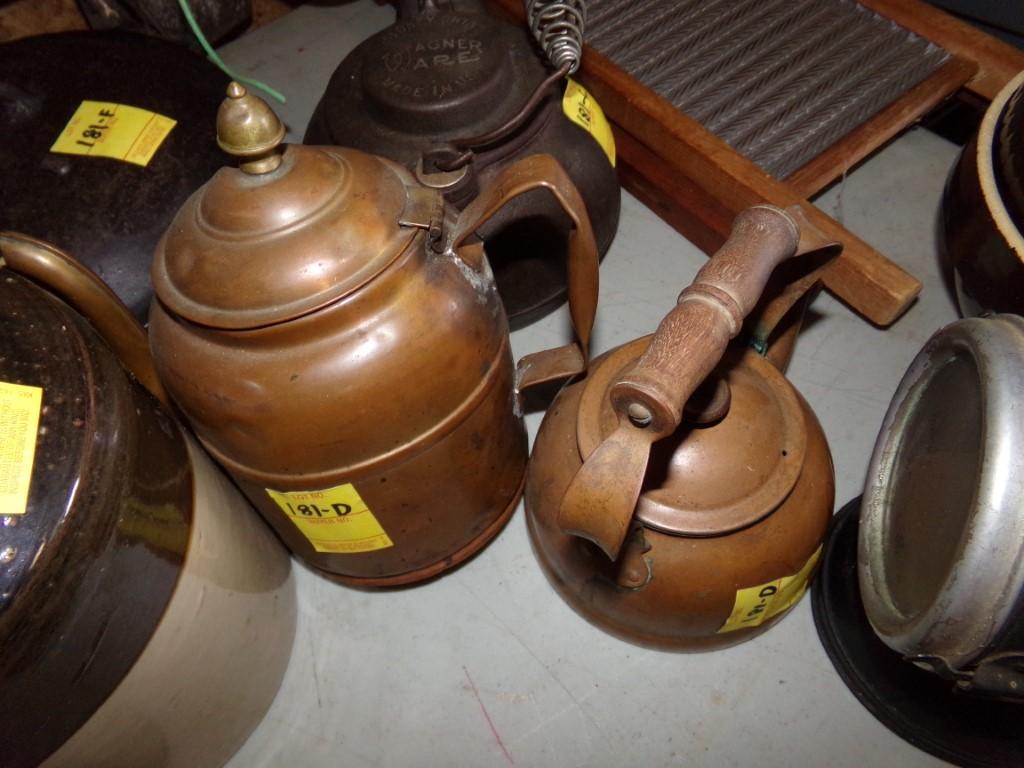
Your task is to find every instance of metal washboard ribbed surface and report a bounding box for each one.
[586,0,951,179]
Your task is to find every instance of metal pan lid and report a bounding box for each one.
[859,314,1024,672]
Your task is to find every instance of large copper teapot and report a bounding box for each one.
[148,83,598,587]
[304,0,620,327]
[526,206,837,650]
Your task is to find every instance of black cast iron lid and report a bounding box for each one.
[304,0,549,165]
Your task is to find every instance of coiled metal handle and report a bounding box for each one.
[526,0,585,74]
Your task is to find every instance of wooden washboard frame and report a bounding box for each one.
[488,0,1024,326]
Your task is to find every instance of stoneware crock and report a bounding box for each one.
[942,69,1024,316]
[0,232,296,768]
[0,32,229,320]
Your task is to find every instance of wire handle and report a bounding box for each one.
[526,0,585,74]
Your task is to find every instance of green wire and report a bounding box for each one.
[177,0,286,103]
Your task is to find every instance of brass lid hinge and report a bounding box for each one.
[399,186,445,253]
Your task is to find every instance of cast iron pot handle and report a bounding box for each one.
[445,153,599,392]
[0,232,168,405]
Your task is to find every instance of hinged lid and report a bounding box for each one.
[151,83,436,330]
[577,340,807,537]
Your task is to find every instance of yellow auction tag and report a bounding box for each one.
[562,79,616,166]
[266,482,393,554]
[50,101,176,167]
[717,546,822,634]
[0,382,43,517]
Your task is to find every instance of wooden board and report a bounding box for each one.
[784,55,976,197]
[856,0,1024,101]
[609,108,920,326]
[482,0,1024,326]
[568,40,925,326]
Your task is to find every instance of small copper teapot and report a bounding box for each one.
[526,206,838,650]
[304,0,620,327]
[148,83,599,587]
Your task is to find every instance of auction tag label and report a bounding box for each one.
[266,482,393,554]
[0,382,43,517]
[717,546,822,633]
[563,79,616,166]
[50,101,176,167]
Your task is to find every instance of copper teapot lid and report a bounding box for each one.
[152,83,421,329]
[576,339,807,537]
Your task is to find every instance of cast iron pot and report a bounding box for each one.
[304,0,620,328]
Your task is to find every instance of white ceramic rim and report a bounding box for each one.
[976,68,1024,259]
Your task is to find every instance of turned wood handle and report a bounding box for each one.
[609,205,799,436]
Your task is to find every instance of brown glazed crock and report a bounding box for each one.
[149,84,598,586]
[0,233,295,768]
[0,32,230,321]
[942,69,1024,316]
[525,207,836,650]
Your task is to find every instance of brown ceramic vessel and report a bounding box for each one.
[942,69,1024,316]
[0,233,295,768]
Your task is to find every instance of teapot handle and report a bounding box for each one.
[745,206,843,372]
[609,206,802,437]
[0,232,168,405]
[446,153,598,389]
[559,206,832,560]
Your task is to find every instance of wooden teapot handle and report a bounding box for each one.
[0,232,168,405]
[558,205,821,560]
[446,153,598,389]
[746,206,844,372]
[610,206,800,438]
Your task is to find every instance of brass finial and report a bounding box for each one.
[216,81,286,174]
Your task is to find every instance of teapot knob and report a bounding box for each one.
[216,81,286,174]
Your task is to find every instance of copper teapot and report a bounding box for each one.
[304,0,619,327]
[525,206,838,650]
[148,83,599,587]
